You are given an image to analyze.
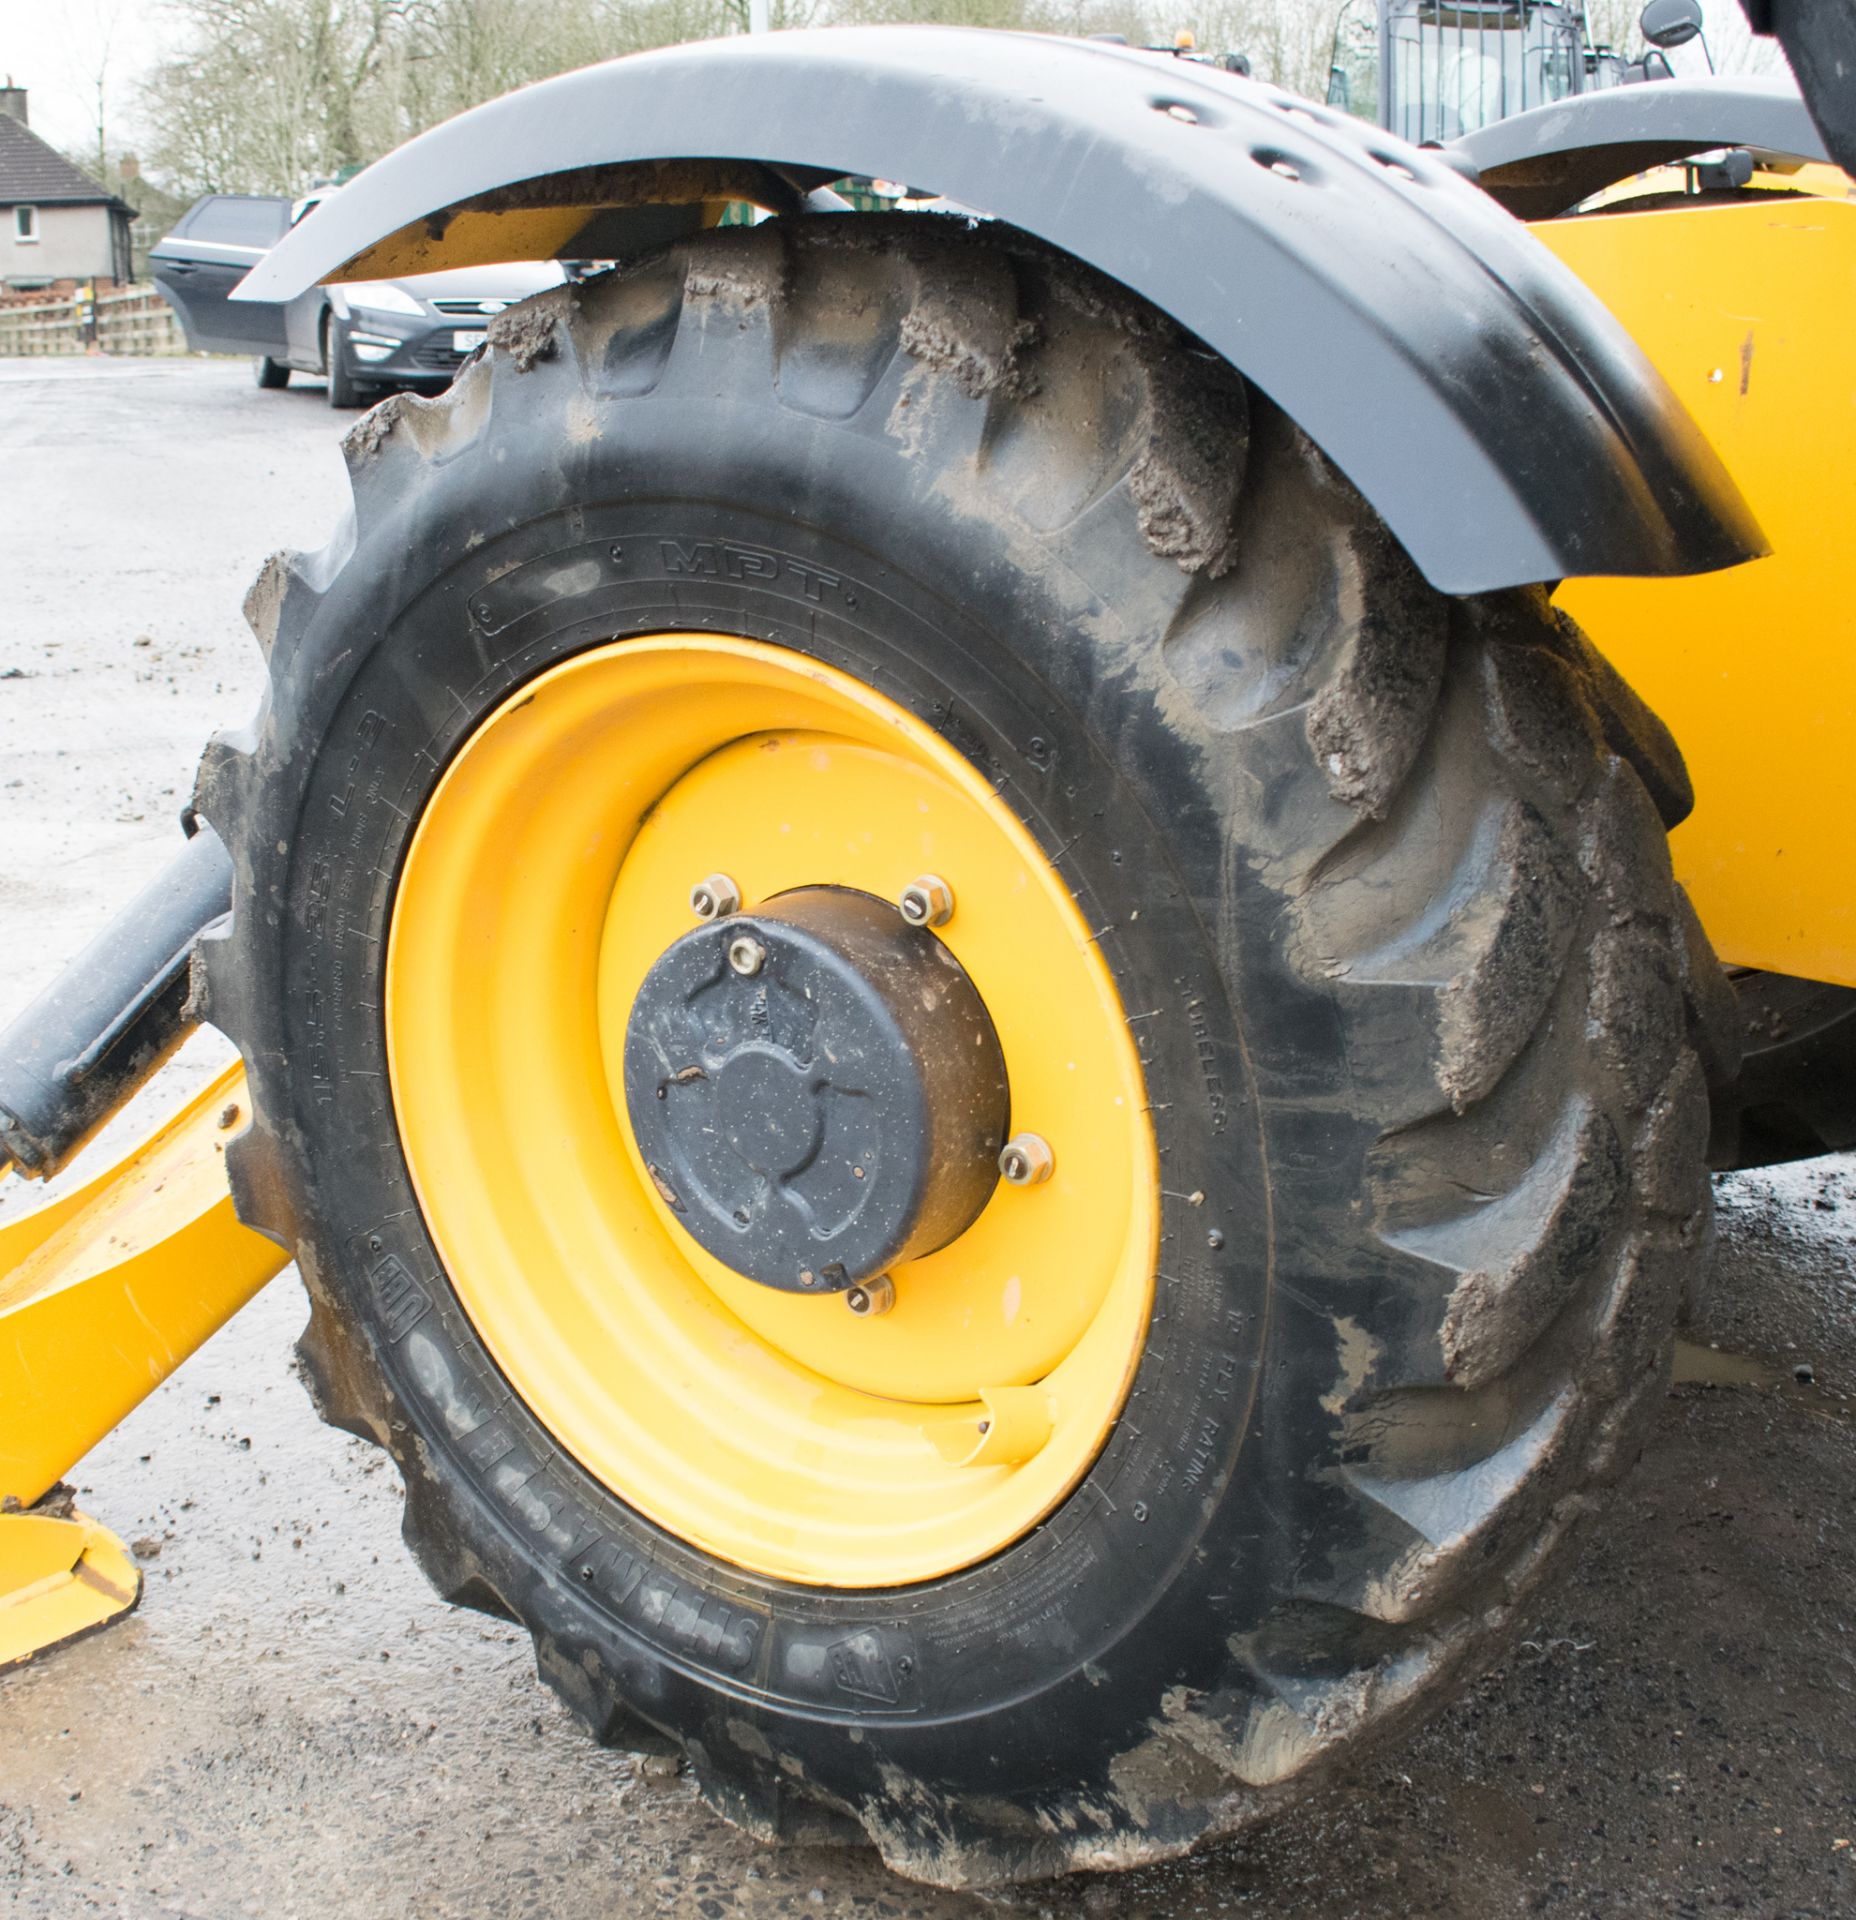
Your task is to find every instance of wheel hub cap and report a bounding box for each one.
[623,887,1009,1292]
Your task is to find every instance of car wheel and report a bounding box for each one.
[323,316,367,410]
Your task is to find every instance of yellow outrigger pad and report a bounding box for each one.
[0,1508,141,1669]
[0,1061,289,1661]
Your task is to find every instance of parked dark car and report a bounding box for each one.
[150,191,564,407]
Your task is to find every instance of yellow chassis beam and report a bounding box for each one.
[0,1062,288,1665]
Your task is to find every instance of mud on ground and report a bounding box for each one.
[2,360,1852,1920]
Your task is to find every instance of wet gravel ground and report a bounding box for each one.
[3,359,1853,1920]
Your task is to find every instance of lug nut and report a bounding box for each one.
[690,872,741,921]
[844,1276,896,1318]
[998,1132,1055,1186]
[727,934,767,978]
[898,874,954,929]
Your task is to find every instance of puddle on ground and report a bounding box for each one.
[1674,1337,1854,1425]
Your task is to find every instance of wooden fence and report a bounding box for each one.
[0,286,185,358]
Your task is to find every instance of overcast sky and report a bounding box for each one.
[0,0,1779,160]
[0,0,172,154]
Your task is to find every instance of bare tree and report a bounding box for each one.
[45,0,135,179]
[1690,0,1790,77]
[141,0,748,193]
[1581,0,1640,53]
[1236,0,1345,95]
[147,0,1790,206]
[143,0,408,192]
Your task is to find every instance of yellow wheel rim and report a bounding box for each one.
[385,636,1158,1586]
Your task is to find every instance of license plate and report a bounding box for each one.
[452,329,487,353]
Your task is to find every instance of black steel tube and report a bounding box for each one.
[0,825,233,1178]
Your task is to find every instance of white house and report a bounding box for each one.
[0,87,134,292]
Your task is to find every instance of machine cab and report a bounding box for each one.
[1328,0,1597,141]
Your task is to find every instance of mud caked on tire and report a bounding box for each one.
[194,219,1725,1885]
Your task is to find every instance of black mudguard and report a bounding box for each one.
[1454,77,1830,221]
[234,26,1763,596]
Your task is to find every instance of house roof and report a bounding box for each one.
[0,113,132,212]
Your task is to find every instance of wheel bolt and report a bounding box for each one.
[844,1275,896,1317]
[690,872,741,921]
[727,934,767,977]
[898,874,954,929]
[998,1132,1055,1186]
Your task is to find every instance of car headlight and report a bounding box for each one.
[343,281,425,319]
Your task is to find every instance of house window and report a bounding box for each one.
[13,206,37,244]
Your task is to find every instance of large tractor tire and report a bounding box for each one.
[193,219,1725,1885]
[1709,971,1856,1168]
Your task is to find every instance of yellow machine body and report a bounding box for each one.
[1542,192,1856,987]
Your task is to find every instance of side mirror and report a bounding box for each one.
[1640,0,1704,49]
